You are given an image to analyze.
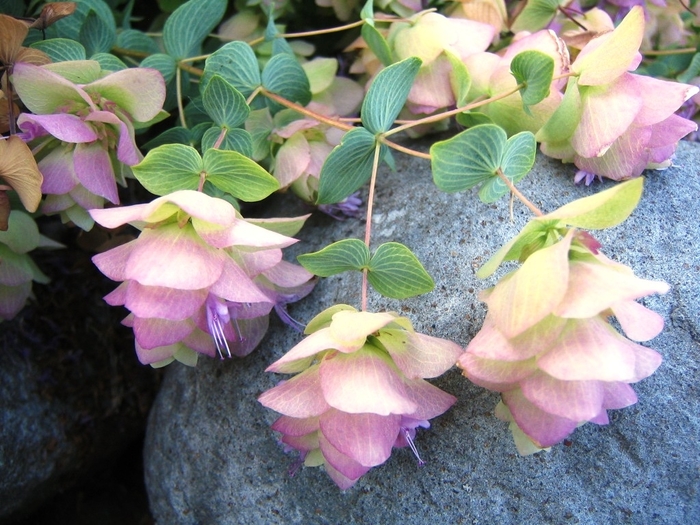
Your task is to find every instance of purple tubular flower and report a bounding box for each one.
[574,170,603,186]
[317,192,363,221]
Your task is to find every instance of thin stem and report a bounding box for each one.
[557,6,588,31]
[179,62,204,76]
[643,47,696,56]
[5,70,16,136]
[212,127,228,149]
[361,143,383,312]
[111,46,149,59]
[380,137,431,160]
[176,67,187,129]
[383,85,522,138]
[246,86,263,106]
[496,169,543,217]
[260,88,354,131]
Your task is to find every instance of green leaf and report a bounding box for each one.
[317,128,378,205]
[116,29,160,54]
[52,0,116,44]
[246,108,274,161]
[30,38,86,62]
[202,41,262,99]
[544,178,644,229]
[202,75,250,129]
[361,24,393,67]
[361,57,421,134]
[91,53,127,71]
[479,132,537,203]
[202,148,279,202]
[677,52,700,83]
[367,242,435,299]
[455,112,493,128]
[0,211,41,254]
[141,53,178,83]
[80,8,116,56]
[431,124,507,193]
[360,0,375,24]
[446,50,471,107]
[132,144,203,196]
[246,215,310,238]
[142,127,193,150]
[297,239,370,277]
[510,0,564,33]
[201,127,253,157]
[162,0,227,59]
[262,53,312,113]
[510,50,554,110]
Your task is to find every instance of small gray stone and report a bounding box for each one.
[144,141,700,524]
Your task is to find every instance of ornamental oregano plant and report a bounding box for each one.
[1,0,698,489]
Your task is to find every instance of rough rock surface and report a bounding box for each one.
[0,248,160,524]
[144,141,700,524]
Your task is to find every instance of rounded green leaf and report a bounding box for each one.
[80,9,116,56]
[30,38,86,62]
[0,211,41,254]
[201,127,254,158]
[317,128,378,205]
[132,144,203,196]
[297,239,371,277]
[202,75,250,129]
[262,53,312,113]
[91,52,127,72]
[367,242,435,299]
[162,0,227,59]
[511,0,564,33]
[510,50,554,109]
[431,124,507,193]
[479,131,537,203]
[141,53,178,83]
[202,148,279,202]
[202,41,262,98]
[116,29,160,54]
[361,57,421,134]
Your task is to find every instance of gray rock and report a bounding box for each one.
[144,140,700,524]
[0,252,159,523]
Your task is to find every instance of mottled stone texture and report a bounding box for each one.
[144,141,700,525]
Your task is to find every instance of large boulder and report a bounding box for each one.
[0,248,160,523]
[144,140,700,524]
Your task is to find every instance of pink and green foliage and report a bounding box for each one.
[259,305,463,488]
[11,61,166,230]
[458,178,668,453]
[0,210,61,321]
[537,6,699,180]
[90,190,315,367]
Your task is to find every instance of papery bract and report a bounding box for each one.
[459,226,668,452]
[91,190,314,367]
[260,305,463,488]
[12,61,166,230]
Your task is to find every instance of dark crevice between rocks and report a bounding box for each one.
[1,219,161,524]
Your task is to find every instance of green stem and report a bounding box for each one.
[246,86,263,106]
[361,143,383,312]
[383,85,523,138]
[176,67,187,129]
[260,88,354,131]
[643,47,696,56]
[496,168,543,217]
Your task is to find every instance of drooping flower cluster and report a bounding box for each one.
[11,61,166,230]
[259,305,463,488]
[537,6,699,180]
[459,226,668,453]
[90,190,315,367]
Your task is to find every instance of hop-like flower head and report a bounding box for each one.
[259,305,463,488]
[459,228,668,453]
[90,190,314,367]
